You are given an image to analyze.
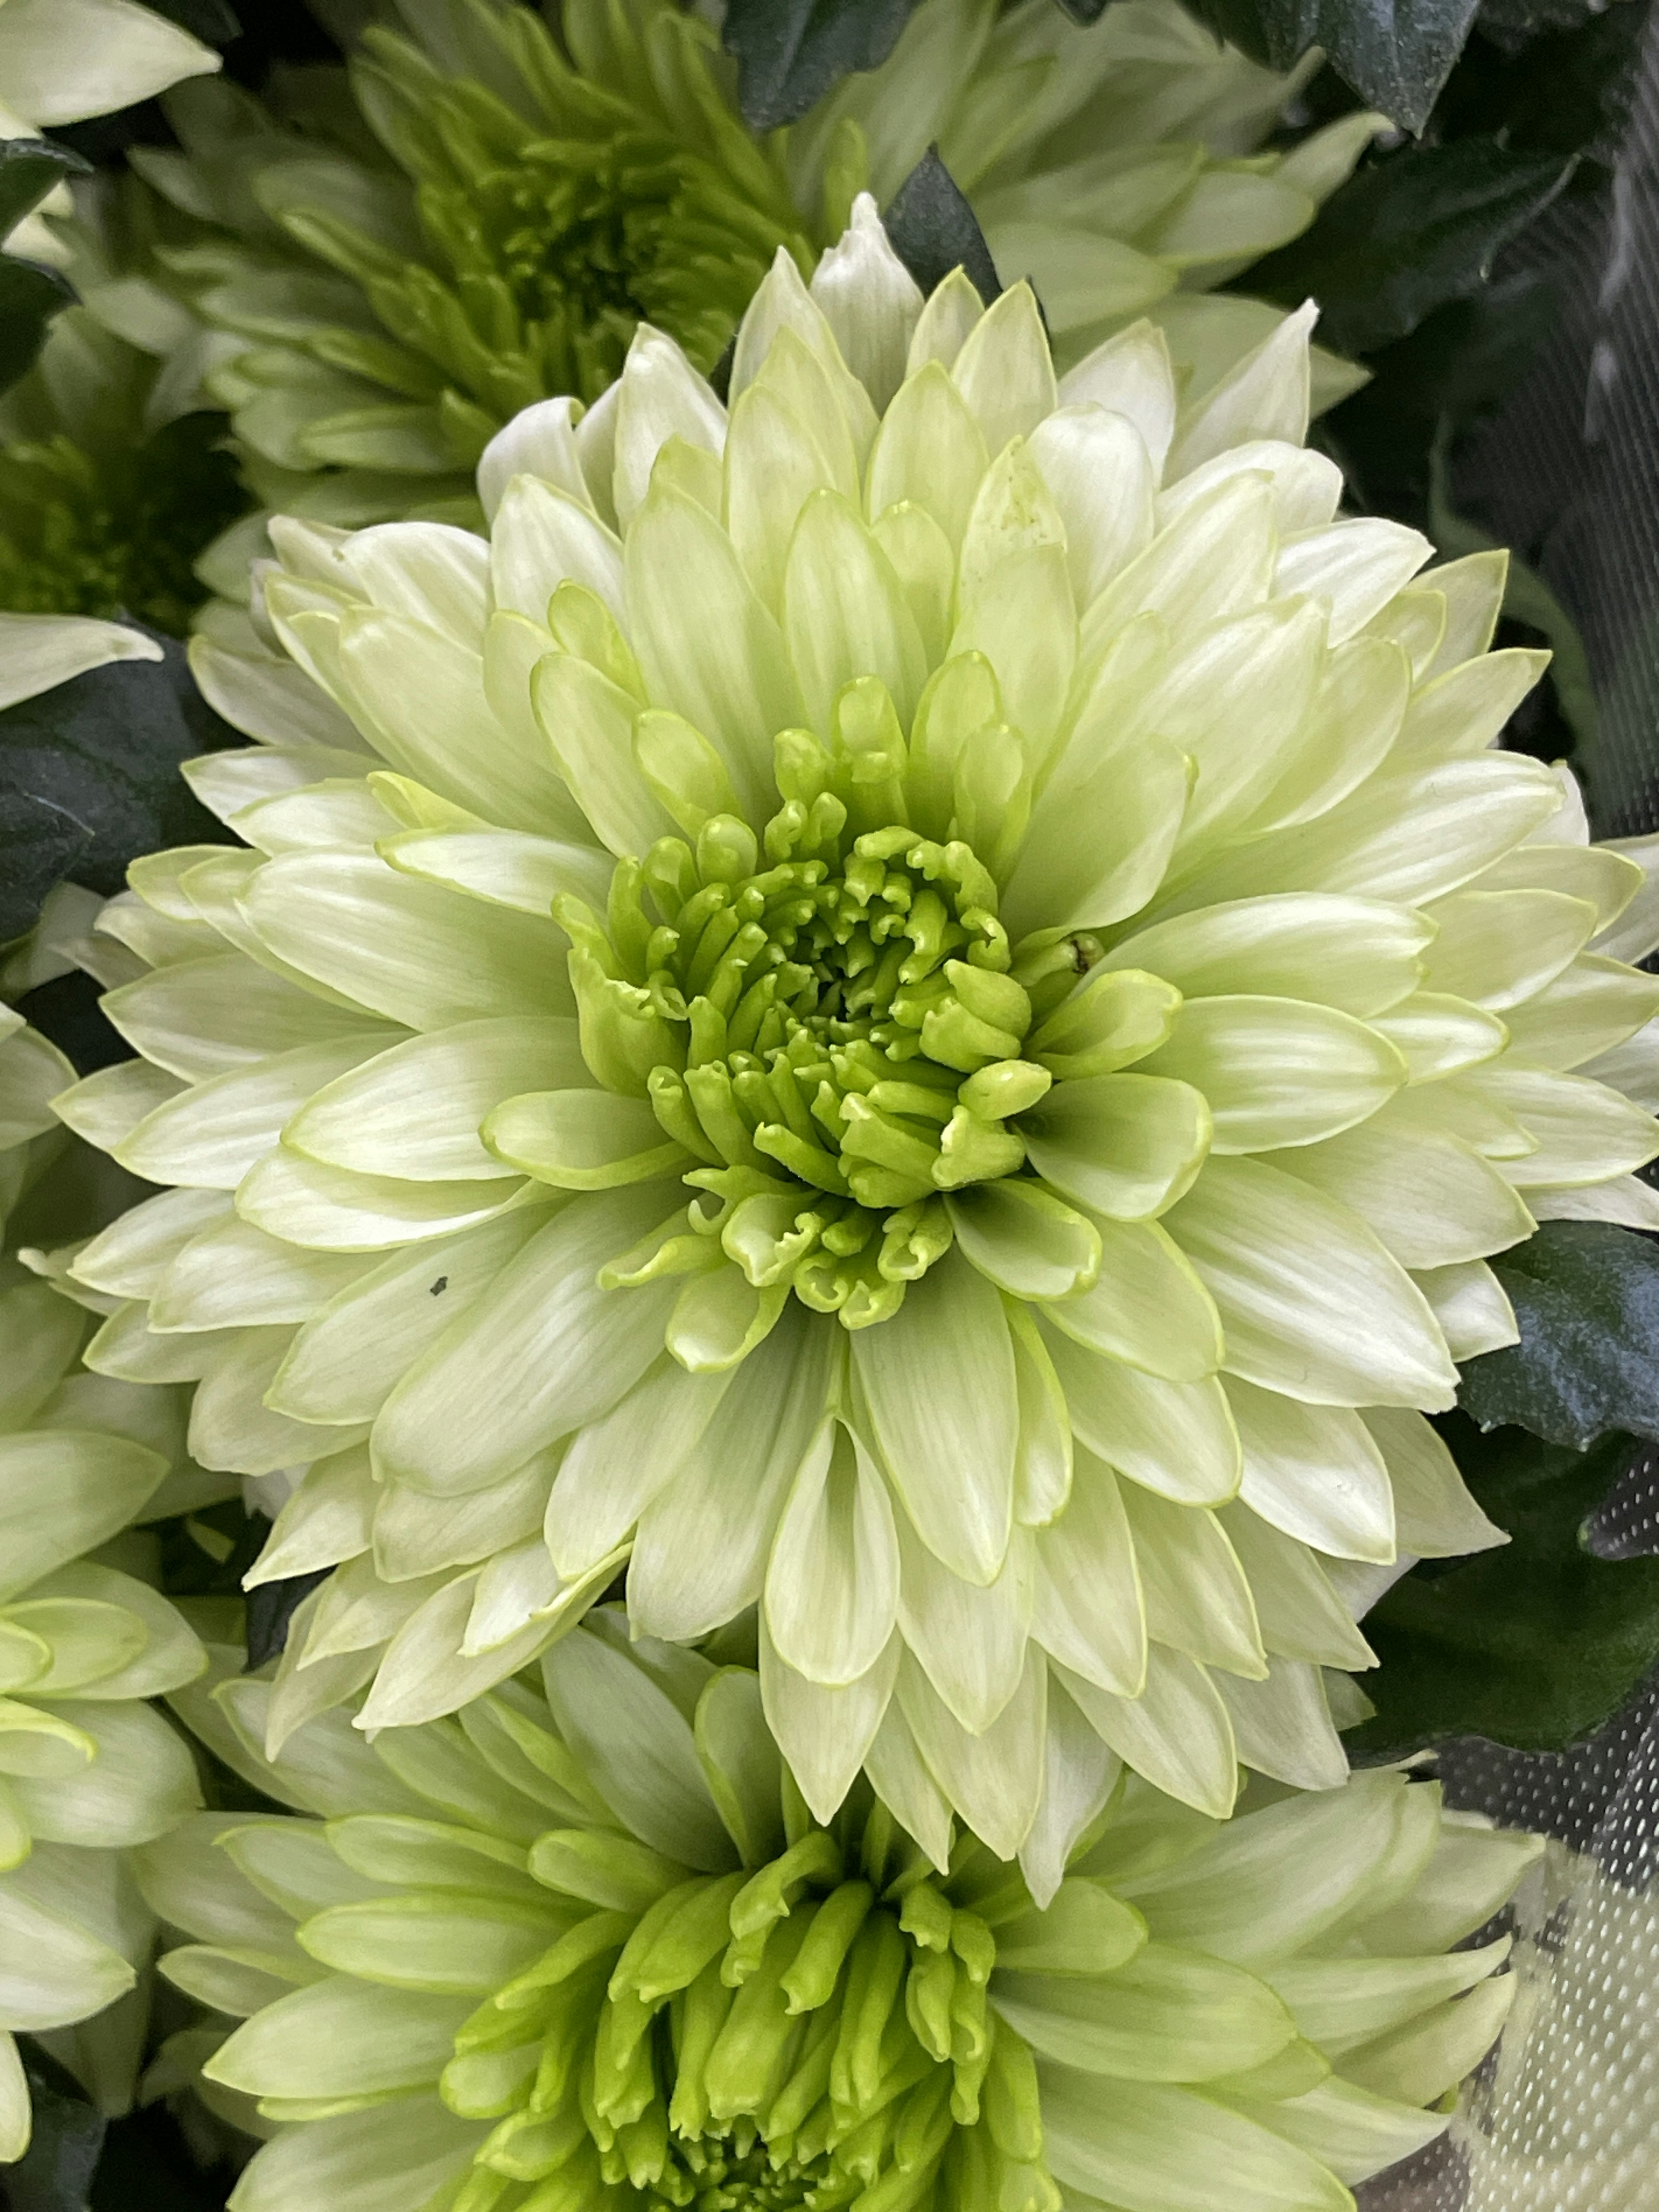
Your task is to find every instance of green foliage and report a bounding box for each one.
[1352,1416,1659,1758]
[0,143,89,399]
[723,0,921,130]
[0,143,89,245]
[884,147,1002,303]
[3,2049,104,2212]
[6,2045,239,2210]
[1458,1222,1659,1449]
[1183,0,1484,132]
[0,792,91,942]
[0,410,245,636]
[0,636,235,943]
[1290,0,1651,768]
[1434,0,1651,160]
[1249,136,1573,357]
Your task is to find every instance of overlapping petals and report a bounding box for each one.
[0,0,218,261]
[0,1033,210,2158]
[791,0,1383,383]
[138,1611,1540,2212]
[88,0,1369,567]
[54,205,1659,1872]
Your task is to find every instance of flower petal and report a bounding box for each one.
[1044,1327,1239,1506]
[1167,1157,1456,1409]
[852,1250,1017,1586]
[764,1421,900,1688]
[372,1186,679,1495]
[1054,1644,1237,1818]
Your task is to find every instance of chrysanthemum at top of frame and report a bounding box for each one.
[102,0,1375,544]
[48,198,1659,1883]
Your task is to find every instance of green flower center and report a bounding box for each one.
[560,803,1059,1326]
[420,133,798,406]
[642,823,1035,1197]
[440,1792,1055,2211]
[0,415,245,635]
[644,2126,830,2208]
[328,13,816,454]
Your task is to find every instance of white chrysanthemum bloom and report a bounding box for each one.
[80,0,1366,568]
[56,206,1659,1859]
[1,884,235,2159]
[0,0,219,261]
[791,0,1382,384]
[0,1299,207,2159]
[0,1023,210,2159]
[137,1611,1542,2212]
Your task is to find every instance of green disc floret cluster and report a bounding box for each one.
[0,411,243,633]
[164,0,817,502]
[0,311,246,635]
[439,1787,1044,2210]
[556,800,1056,1326]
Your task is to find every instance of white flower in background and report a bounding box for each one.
[0,1027,210,2160]
[791,0,1384,383]
[1,871,238,2163]
[0,1294,207,2161]
[51,206,1659,1875]
[0,0,219,261]
[86,0,1368,565]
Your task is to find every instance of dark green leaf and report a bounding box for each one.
[16,969,131,1076]
[1249,136,1573,356]
[722,0,920,131]
[0,256,76,397]
[1318,272,1560,531]
[245,1568,331,1670]
[0,140,89,242]
[140,0,241,40]
[0,790,92,941]
[0,630,237,944]
[1459,1221,1659,1449]
[884,147,1002,305]
[0,143,90,397]
[1185,0,1485,131]
[3,2049,105,2212]
[1436,3,1652,159]
[1350,1416,1659,1758]
[87,2101,239,2212]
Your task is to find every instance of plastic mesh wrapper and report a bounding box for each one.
[1348,8,1659,2199]
[1351,1653,1659,2207]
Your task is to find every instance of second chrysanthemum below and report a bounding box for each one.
[54,201,1659,1875]
[142,1615,1540,2212]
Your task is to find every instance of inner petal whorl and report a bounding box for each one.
[558,802,1059,1324]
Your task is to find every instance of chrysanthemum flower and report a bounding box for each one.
[789,0,1382,378]
[0,0,219,261]
[56,209,1659,1849]
[140,1611,1541,2212]
[0,308,248,631]
[0,1015,209,2159]
[117,0,817,535]
[110,0,1367,551]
